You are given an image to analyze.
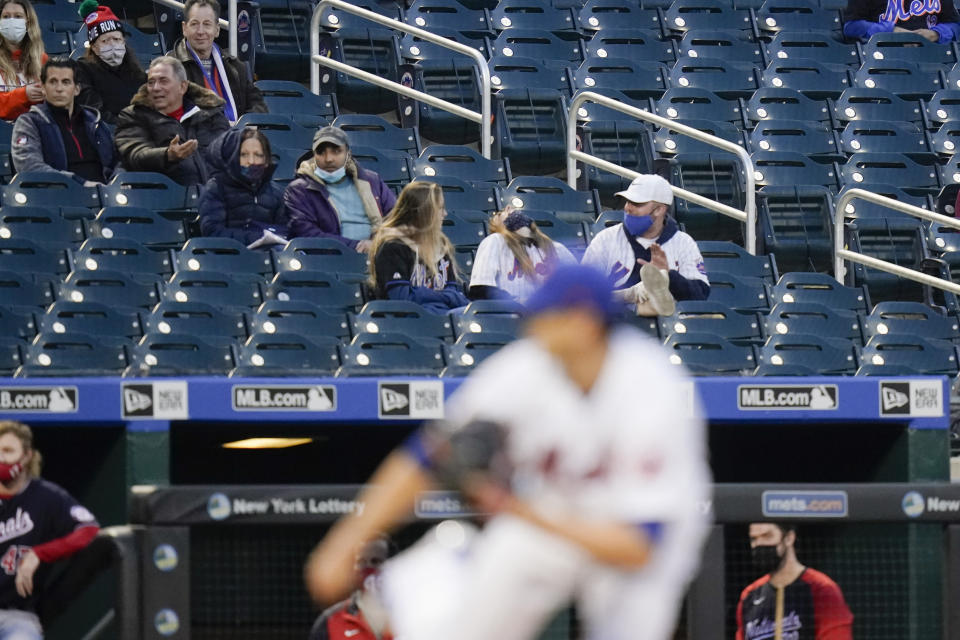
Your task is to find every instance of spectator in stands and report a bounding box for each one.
[172,0,265,122]
[469,204,577,302]
[75,1,147,125]
[0,0,45,121]
[842,0,960,42]
[308,536,394,640]
[285,125,396,252]
[369,181,469,314]
[11,58,116,185]
[199,126,288,247]
[737,522,853,640]
[582,174,709,317]
[114,55,230,186]
[0,421,100,640]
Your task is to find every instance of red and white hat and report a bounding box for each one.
[79,1,124,44]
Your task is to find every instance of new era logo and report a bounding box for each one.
[123,385,154,417]
[882,387,909,412]
[880,382,910,415]
[380,385,410,416]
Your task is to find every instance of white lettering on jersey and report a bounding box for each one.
[0,508,34,544]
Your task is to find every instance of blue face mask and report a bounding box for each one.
[623,211,654,236]
[240,164,266,181]
[314,165,346,183]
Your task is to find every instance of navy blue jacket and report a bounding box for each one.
[199,128,289,244]
[11,102,117,183]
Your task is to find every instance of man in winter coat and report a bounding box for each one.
[114,55,230,186]
[12,57,116,185]
[284,125,396,253]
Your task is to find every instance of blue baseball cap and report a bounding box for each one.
[525,264,620,323]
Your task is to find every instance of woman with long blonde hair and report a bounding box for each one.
[369,181,469,313]
[469,206,576,302]
[0,0,45,121]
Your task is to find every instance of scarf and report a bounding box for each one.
[185,41,237,122]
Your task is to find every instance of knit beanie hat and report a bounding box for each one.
[78,0,124,44]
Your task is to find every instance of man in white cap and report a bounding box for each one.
[582,174,709,316]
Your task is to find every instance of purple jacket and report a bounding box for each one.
[283,157,396,250]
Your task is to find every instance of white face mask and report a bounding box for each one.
[0,18,26,45]
[98,43,126,67]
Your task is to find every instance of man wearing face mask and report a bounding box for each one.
[284,125,396,253]
[75,1,146,125]
[582,174,709,316]
[0,421,100,640]
[736,523,853,640]
[11,57,116,185]
[308,536,395,640]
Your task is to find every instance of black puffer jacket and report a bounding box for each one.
[76,53,146,125]
[198,128,288,244]
[114,82,230,186]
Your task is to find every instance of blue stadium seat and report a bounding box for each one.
[753,0,841,35]
[333,114,422,156]
[751,151,838,189]
[398,28,491,62]
[163,271,264,309]
[832,88,924,126]
[502,177,601,221]
[931,121,960,157]
[442,213,488,247]
[760,58,851,100]
[845,215,927,303]
[59,270,161,309]
[588,209,625,239]
[697,272,770,311]
[142,301,247,339]
[763,31,859,67]
[757,333,858,374]
[656,88,743,124]
[0,337,22,376]
[763,301,863,344]
[84,207,186,250]
[265,271,364,310]
[4,171,101,210]
[861,31,956,66]
[455,299,525,336]
[248,300,351,340]
[839,153,939,194]
[419,176,502,212]
[274,238,367,279]
[837,184,929,216]
[493,87,568,173]
[233,114,314,151]
[747,120,841,161]
[678,29,765,64]
[853,60,943,101]
[663,332,757,375]
[491,29,583,61]
[839,120,932,158]
[670,56,760,100]
[254,80,339,120]
[862,301,960,343]
[39,301,142,339]
[0,304,35,340]
[350,147,413,186]
[924,90,960,127]
[414,145,511,186]
[573,57,670,100]
[316,0,403,30]
[18,332,129,377]
[577,0,662,32]
[405,58,484,145]
[350,300,456,341]
[0,207,84,248]
[514,209,588,248]
[767,272,870,313]
[488,56,573,93]
[0,238,69,275]
[654,119,746,156]
[99,172,194,212]
[698,241,779,283]
[757,185,833,273]
[0,271,55,309]
[326,28,403,114]
[744,87,833,125]
[751,363,820,376]
[584,28,675,63]
[40,30,72,55]
[490,0,579,35]
[176,238,274,276]
[580,120,657,203]
[669,153,746,242]
[338,332,446,376]
[232,332,342,377]
[405,0,494,38]
[659,301,764,345]
[860,334,959,375]
[443,332,514,372]
[126,332,236,376]
[73,238,173,276]
[664,0,752,33]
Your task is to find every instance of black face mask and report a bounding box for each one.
[751,544,783,575]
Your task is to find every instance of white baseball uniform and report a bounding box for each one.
[381,326,711,640]
[582,222,709,292]
[469,234,577,302]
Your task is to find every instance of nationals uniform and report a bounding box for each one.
[737,569,853,640]
[469,234,577,302]
[382,324,711,640]
[582,217,710,301]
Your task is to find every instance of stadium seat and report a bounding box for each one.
[0,270,55,309]
[753,0,841,35]
[4,171,101,210]
[333,114,422,156]
[126,332,236,376]
[443,332,514,371]
[678,30,765,64]
[757,185,833,273]
[414,145,511,186]
[164,271,264,309]
[338,332,446,376]
[862,301,960,343]
[698,272,770,311]
[73,238,173,276]
[577,0,663,32]
[0,207,85,248]
[751,151,838,189]
[669,153,746,242]
[767,272,870,313]
[42,30,71,55]
[513,210,587,248]
[325,28,403,114]
[662,332,757,375]
[490,0,579,36]
[663,0,753,33]
[654,119,746,156]
[763,301,863,343]
[839,121,932,158]
[142,301,247,339]
[455,299,526,336]
[419,176,502,212]
[744,87,833,125]
[747,120,841,161]
[0,304,36,340]
[350,147,413,187]
[859,334,959,375]
[59,269,161,309]
[316,0,403,30]
[398,28,491,62]
[18,332,129,377]
[698,241,779,283]
[832,88,924,126]
[584,29,676,64]
[405,58,484,145]
[839,153,939,194]
[861,31,956,66]
[760,58,851,100]
[763,31,859,67]
[84,207,186,250]
[350,300,455,341]
[656,88,744,124]
[579,120,656,202]
[0,337,22,376]
[853,60,943,101]
[670,56,760,100]
[658,300,764,345]
[845,215,927,303]
[265,271,365,311]
[405,0,494,38]
[255,80,339,120]
[248,300,351,340]
[488,56,573,93]
[924,90,960,127]
[757,333,858,374]
[274,238,367,279]
[573,57,670,101]
[98,172,194,213]
[233,114,314,151]
[502,177,601,222]
[490,29,583,61]
[571,89,651,124]
[837,184,929,217]
[0,238,68,276]
[588,209,626,239]
[175,238,274,276]
[442,213,488,247]
[39,301,142,339]
[232,332,342,377]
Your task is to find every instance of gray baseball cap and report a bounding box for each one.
[312,125,349,151]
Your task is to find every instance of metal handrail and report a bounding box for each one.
[310,0,492,158]
[567,91,757,255]
[834,188,960,295]
[152,0,237,57]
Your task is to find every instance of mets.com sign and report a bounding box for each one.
[761,490,848,518]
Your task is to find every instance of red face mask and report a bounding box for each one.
[0,460,23,483]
